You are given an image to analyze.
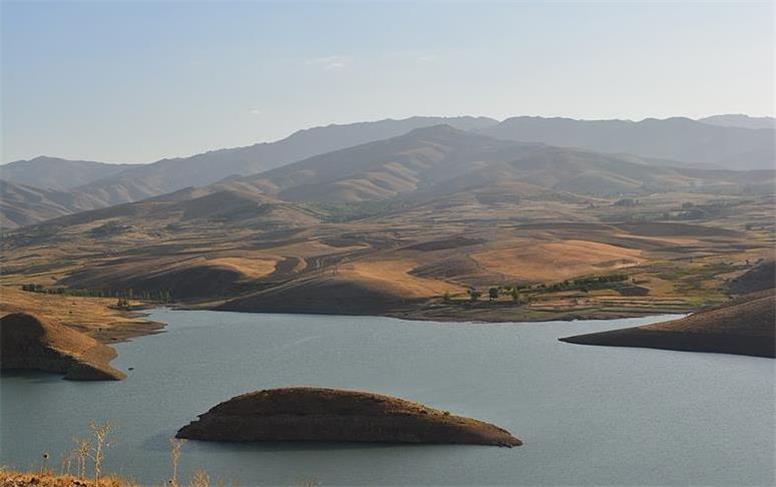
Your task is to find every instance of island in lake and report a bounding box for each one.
[177,387,522,447]
[0,312,126,380]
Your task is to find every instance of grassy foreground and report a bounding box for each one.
[0,470,135,487]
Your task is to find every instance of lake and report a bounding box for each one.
[1,309,774,486]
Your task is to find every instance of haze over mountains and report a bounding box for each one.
[698,114,775,130]
[0,114,773,228]
[0,157,141,191]
[478,116,775,170]
[222,125,772,204]
[0,180,106,229]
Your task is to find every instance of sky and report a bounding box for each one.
[1,1,774,164]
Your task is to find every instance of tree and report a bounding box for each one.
[443,291,452,303]
[488,287,499,301]
[467,289,481,302]
[510,288,520,302]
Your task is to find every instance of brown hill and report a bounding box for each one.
[177,387,521,447]
[226,125,773,204]
[11,186,321,237]
[559,291,775,357]
[0,180,106,229]
[0,312,125,380]
[59,117,499,207]
[728,260,775,295]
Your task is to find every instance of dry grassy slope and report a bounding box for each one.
[471,239,644,282]
[0,312,126,379]
[0,286,162,341]
[727,260,775,294]
[19,186,321,231]
[4,186,768,319]
[0,180,107,229]
[1,148,772,321]
[560,291,775,357]
[0,472,134,487]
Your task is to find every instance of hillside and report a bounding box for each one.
[228,125,773,203]
[560,291,775,357]
[727,260,775,294]
[2,123,773,321]
[0,179,106,229]
[4,115,773,228]
[0,312,126,379]
[65,116,498,207]
[478,116,775,170]
[0,156,139,191]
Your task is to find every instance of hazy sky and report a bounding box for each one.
[2,1,774,164]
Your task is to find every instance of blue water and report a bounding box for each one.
[1,310,774,486]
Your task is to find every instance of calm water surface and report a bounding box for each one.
[1,310,774,486]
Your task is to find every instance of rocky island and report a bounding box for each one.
[177,387,522,447]
[0,312,126,380]
[560,290,775,358]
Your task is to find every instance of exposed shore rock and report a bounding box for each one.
[177,387,521,447]
[0,313,126,380]
[560,291,775,358]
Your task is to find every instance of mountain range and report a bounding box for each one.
[0,114,773,228]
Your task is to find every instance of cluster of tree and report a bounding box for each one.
[443,274,629,304]
[20,283,46,292]
[442,286,522,303]
[536,273,629,293]
[20,284,173,303]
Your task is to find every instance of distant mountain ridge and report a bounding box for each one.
[0,156,140,191]
[2,114,774,227]
[477,116,774,170]
[223,124,774,204]
[698,114,775,130]
[65,116,499,207]
[17,124,771,234]
[0,179,106,229]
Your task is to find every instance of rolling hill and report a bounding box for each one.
[64,116,498,207]
[225,125,774,203]
[560,291,775,357]
[4,115,772,228]
[0,180,107,229]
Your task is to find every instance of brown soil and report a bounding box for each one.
[471,240,643,282]
[559,291,775,357]
[0,312,126,380]
[0,286,163,343]
[177,387,521,447]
